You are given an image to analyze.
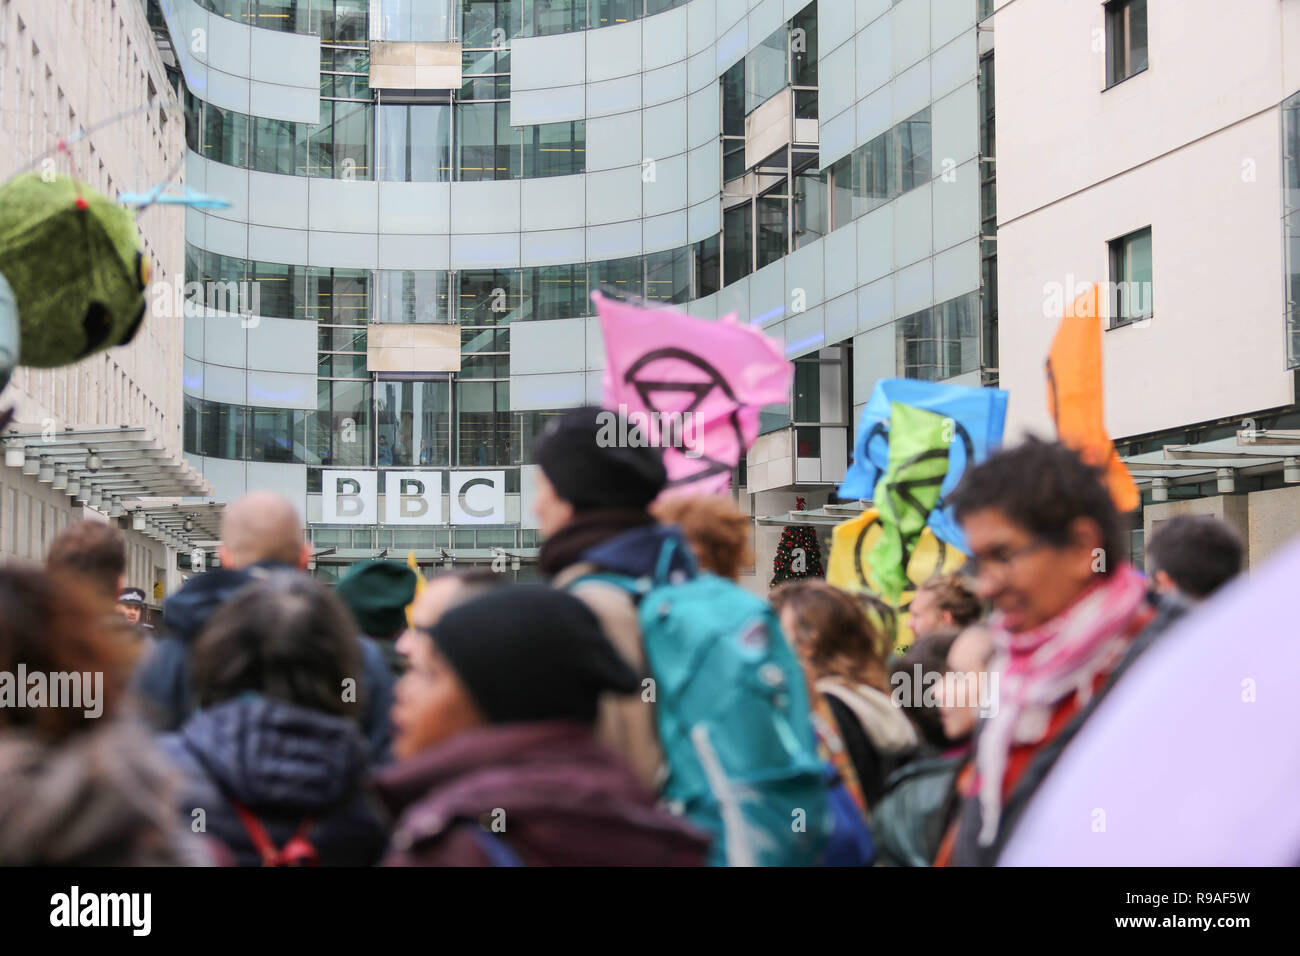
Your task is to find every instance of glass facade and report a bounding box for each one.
[979,52,999,380]
[1284,91,1300,368]
[896,293,982,382]
[377,103,452,181]
[376,379,453,466]
[374,0,454,41]
[186,90,582,181]
[196,0,367,36]
[827,108,932,226]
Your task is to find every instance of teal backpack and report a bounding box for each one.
[574,537,830,866]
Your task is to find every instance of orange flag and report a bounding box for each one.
[1045,284,1140,512]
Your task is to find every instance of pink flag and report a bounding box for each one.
[593,292,793,495]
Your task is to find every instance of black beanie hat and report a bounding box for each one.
[429,585,641,725]
[534,405,668,512]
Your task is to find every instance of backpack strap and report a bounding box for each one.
[229,798,318,867]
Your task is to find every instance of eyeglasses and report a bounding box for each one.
[966,539,1052,580]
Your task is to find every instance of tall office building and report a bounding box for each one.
[994,0,1300,567]
[156,0,997,588]
[0,0,207,605]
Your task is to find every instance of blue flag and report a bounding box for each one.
[839,378,1009,554]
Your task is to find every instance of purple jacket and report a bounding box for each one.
[373,722,708,866]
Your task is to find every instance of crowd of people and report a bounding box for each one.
[0,406,1251,866]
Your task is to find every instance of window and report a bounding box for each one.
[459,270,523,324]
[793,164,827,250]
[644,247,691,305]
[723,203,753,286]
[374,270,451,323]
[1105,0,1148,88]
[897,293,981,382]
[590,257,643,301]
[523,120,584,178]
[377,103,451,181]
[457,102,519,181]
[311,380,372,467]
[1109,227,1154,328]
[524,264,588,320]
[746,24,788,114]
[456,381,512,466]
[756,193,787,270]
[376,379,451,467]
[694,235,720,298]
[375,0,452,41]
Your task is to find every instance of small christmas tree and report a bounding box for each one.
[770,524,824,587]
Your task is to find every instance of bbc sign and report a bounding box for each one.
[321,470,506,525]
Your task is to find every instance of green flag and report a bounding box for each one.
[867,401,952,603]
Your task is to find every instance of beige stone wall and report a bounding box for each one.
[1245,487,1300,569]
[0,0,185,460]
[1145,487,1300,574]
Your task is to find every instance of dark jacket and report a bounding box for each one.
[373,722,709,866]
[950,591,1189,866]
[134,563,397,765]
[159,695,387,867]
[871,752,968,866]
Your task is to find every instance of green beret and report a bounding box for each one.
[336,560,419,638]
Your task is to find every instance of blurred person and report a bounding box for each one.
[393,568,499,664]
[116,586,150,627]
[1145,514,1243,603]
[135,492,395,767]
[533,405,692,787]
[45,519,125,600]
[909,573,982,640]
[936,438,1187,865]
[873,624,995,866]
[46,520,154,656]
[651,493,753,580]
[1001,536,1300,865]
[335,559,418,759]
[375,586,708,866]
[937,624,995,745]
[159,572,387,867]
[890,628,962,752]
[772,579,918,809]
[0,567,204,865]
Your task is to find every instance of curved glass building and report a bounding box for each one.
[153,0,997,585]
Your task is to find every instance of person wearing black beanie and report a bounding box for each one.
[531,405,699,790]
[374,585,708,866]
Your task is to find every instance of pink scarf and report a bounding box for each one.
[975,563,1148,846]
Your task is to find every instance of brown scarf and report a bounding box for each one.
[538,509,656,577]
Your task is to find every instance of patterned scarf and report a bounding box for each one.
[975,563,1147,846]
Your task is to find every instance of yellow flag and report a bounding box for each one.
[827,508,967,652]
[404,550,425,627]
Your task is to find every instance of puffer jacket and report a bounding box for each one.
[159,695,387,866]
[134,562,397,765]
